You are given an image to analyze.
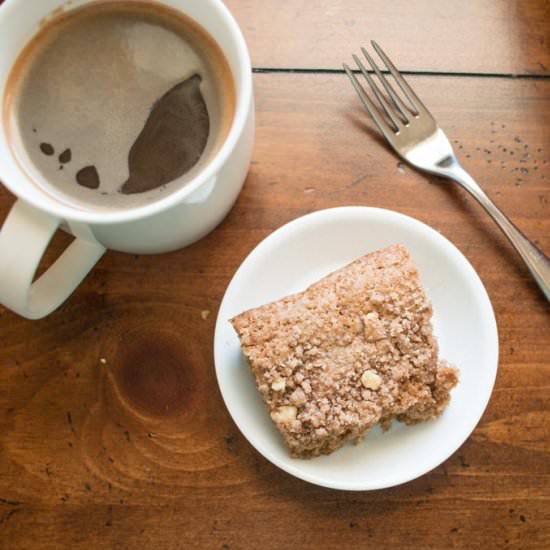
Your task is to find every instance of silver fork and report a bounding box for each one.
[344,41,550,302]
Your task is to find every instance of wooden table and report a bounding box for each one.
[1,1,549,548]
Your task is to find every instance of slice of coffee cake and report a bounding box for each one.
[231,244,458,458]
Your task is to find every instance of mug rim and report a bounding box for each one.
[0,0,252,225]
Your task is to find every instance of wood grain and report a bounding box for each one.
[225,0,550,75]
[1,73,549,549]
[0,0,548,75]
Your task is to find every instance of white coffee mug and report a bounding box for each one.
[0,0,254,319]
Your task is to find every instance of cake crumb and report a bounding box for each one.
[271,406,297,424]
[272,378,286,392]
[361,370,382,390]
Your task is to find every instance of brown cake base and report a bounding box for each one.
[231,244,459,458]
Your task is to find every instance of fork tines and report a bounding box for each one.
[343,41,427,137]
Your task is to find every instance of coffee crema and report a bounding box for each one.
[4,0,235,210]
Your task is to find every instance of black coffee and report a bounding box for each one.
[4,1,235,210]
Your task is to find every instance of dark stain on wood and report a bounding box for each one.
[112,328,197,418]
[224,435,239,457]
[0,498,21,506]
[67,411,76,434]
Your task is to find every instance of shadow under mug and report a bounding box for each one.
[0,0,254,320]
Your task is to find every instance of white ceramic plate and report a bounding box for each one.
[214,207,498,490]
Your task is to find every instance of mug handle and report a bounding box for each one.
[0,200,106,319]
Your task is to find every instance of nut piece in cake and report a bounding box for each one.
[230,244,459,459]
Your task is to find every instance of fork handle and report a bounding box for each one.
[447,164,550,302]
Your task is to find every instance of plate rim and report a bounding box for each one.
[214,206,499,490]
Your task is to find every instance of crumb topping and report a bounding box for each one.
[231,244,459,458]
